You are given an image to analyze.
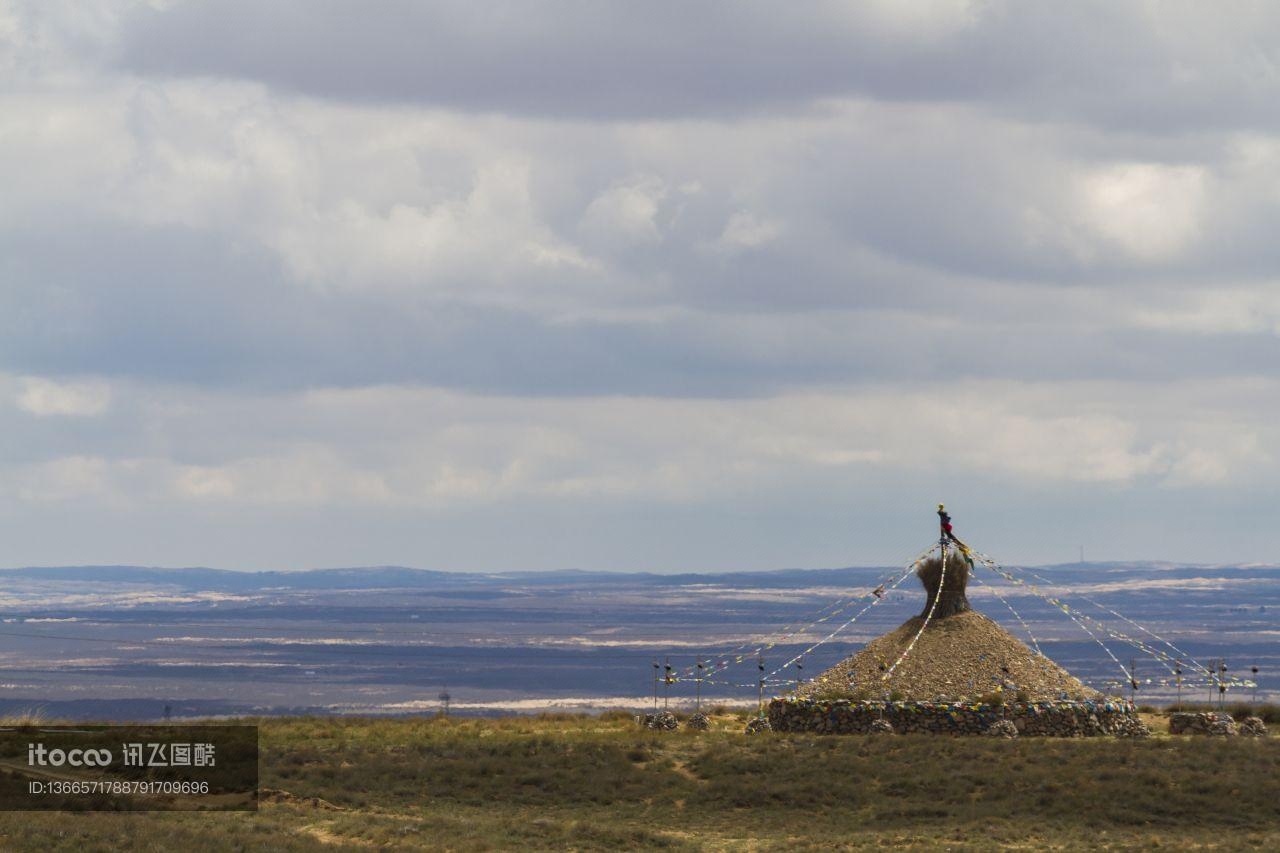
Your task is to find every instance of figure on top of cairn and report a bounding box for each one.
[937,504,976,571]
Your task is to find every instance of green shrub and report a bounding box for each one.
[1165,703,1279,724]
[597,709,634,722]
[807,683,857,702]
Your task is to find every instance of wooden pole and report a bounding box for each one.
[757,656,765,717]
[695,660,704,712]
[663,657,672,711]
[652,660,659,712]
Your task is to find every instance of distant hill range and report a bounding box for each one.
[2,561,1278,592]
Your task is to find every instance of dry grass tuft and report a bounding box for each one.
[0,707,53,726]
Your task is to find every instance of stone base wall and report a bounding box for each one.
[768,698,1144,737]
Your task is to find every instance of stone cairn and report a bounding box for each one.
[1239,716,1269,737]
[766,542,1148,737]
[744,717,772,735]
[685,712,710,731]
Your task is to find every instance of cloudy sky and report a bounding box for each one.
[3,1,1280,571]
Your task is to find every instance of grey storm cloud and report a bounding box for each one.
[113,1,1280,129]
[4,1,1280,569]
[6,215,1280,397]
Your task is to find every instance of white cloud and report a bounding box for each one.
[853,0,979,40]
[1081,163,1206,261]
[579,177,667,248]
[12,456,110,502]
[3,379,1268,518]
[274,158,596,291]
[715,211,782,252]
[16,377,110,417]
[1130,288,1280,335]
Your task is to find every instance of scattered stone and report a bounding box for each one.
[1239,716,1268,737]
[259,788,345,810]
[868,719,895,735]
[744,717,772,735]
[1169,712,1237,736]
[642,711,679,731]
[1112,715,1151,738]
[685,712,710,731]
[985,719,1019,738]
[1208,717,1237,736]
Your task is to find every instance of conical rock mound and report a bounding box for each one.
[800,609,1100,702]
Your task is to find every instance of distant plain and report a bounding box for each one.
[0,562,1275,719]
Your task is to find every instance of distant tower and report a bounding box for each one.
[438,689,451,717]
